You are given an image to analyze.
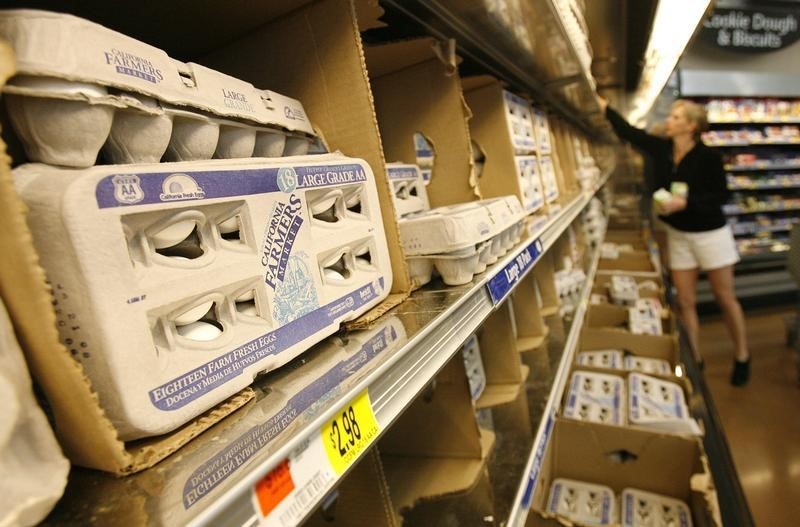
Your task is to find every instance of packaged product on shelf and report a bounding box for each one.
[538,155,560,204]
[575,349,624,370]
[386,163,430,218]
[532,107,552,154]
[629,298,664,336]
[628,373,701,435]
[624,356,672,376]
[547,478,616,526]
[563,370,626,426]
[461,334,487,401]
[621,488,693,527]
[398,196,525,286]
[0,9,317,168]
[14,153,391,440]
[609,275,639,306]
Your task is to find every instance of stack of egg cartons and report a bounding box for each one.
[503,91,546,213]
[532,108,560,205]
[3,9,393,440]
[582,197,606,246]
[389,163,526,286]
[629,298,663,336]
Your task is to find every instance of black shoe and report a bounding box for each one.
[731,358,751,387]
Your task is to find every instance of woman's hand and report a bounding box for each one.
[660,196,687,215]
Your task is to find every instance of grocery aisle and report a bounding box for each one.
[700,307,800,527]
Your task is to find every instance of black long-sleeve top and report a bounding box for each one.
[606,107,730,232]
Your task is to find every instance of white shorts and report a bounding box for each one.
[666,225,740,271]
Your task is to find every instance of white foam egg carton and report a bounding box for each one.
[628,374,700,434]
[576,349,624,370]
[386,163,430,218]
[399,196,525,286]
[538,155,559,203]
[517,156,545,212]
[624,356,672,376]
[503,90,536,154]
[533,108,552,154]
[13,153,391,440]
[629,299,663,336]
[548,478,617,526]
[610,275,640,307]
[0,9,316,167]
[621,488,693,527]
[461,334,486,401]
[564,370,626,426]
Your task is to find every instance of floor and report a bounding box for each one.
[699,306,800,527]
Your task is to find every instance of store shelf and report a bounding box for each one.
[731,223,795,236]
[47,174,610,527]
[709,118,800,125]
[724,203,800,215]
[505,224,603,527]
[709,140,800,147]
[728,181,800,191]
[725,163,800,172]
[378,0,613,141]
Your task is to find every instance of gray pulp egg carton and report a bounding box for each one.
[533,107,552,154]
[628,374,701,435]
[386,163,430,218]
[538,155,560,204]
[503,90,536,154]
[461,334,486,401]
[563,370,626,426]
[0,9,316,168]
[547,478,617,526]
[516,155,545,213]
[399,196,525,286]
[13,153,392,440]
[622,488,693,527]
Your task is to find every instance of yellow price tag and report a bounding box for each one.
[321,389,380,475]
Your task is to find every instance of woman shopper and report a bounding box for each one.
[599,98,751,386]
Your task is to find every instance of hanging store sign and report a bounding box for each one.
[701,7,800,52]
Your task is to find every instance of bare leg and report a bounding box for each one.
[672,268,701,361]
[707,265,749,361]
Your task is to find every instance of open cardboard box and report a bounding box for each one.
[512,273,550,353]
[527,419,721,527]
[0,0,413,474]
[597,250,658,274]
[533,251,561,317]
[585,303,675,336]
[579,328,684,377]
[379,353,496,517]
[592,273,665,304]
[365,38,478,210]
[476,300,531,409]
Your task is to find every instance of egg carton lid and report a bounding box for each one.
[621,488,693,527]
[548,478,617,526]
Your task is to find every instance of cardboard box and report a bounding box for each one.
[528,419,720,527]
[592,273,665,304]
[597,250,657,273]
[533,251,560,317]
[365,38,478,209]
[476,300,530,409]
[202,0,413,303]
[585,304,674,336]
[511,273,550,352]
[579,328,683,375]
[379,354,496,514]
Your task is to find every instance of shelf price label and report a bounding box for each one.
[321,389,380,475]
[486,238,544,305]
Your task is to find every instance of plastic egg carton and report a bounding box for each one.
[610,275,640,307]
[621,488,693,527]
[400,196,525,286]
[0,9,317,168]
[576,350,624,370]
[503,90,536,154]
[624,356,672,376]
[538,155,559,203]
[386,163,430,218]
[13,153,391,440]
[564,370,625,426]
[547,478,617,526]
[516,156,545,212]
[461,334,487,401]
[628,374,699,434]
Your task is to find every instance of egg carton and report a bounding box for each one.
[621,488,693,527]
[400,196,525,286]
[628,373,699,434]
[516,156,545,212]
[590,293,609,305]
[624,357,672,376]
[629,300,663,336]
[576,349,624,370]
[503,90,536,154]
[538,155,559,203]
[461,334,486,401]
[414,132,434,169]
[532,108,552,154]
[610,275,640,307]
[563,370,625,426]
[13,154,391,440]
[547,478,617,526]
[0,9,316,168]
[386,163,430,218]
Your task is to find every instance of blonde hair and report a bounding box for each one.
[671,99,708,141]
